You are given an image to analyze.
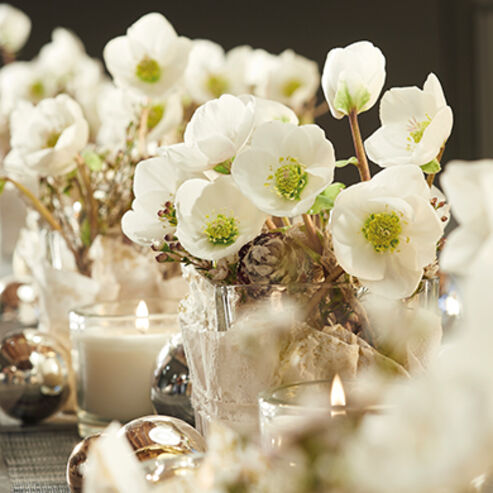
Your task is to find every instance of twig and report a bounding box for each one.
[348,109,371,182]
[302,213,322,253]
[75,154,98,242]
[313,101,329,118]
[3,177,62,232]
[138,105,150,157]
[265,217,277,230]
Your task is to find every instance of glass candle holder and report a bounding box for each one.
[70,298,179,437]
[259,379,385,452]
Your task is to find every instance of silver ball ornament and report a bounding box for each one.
[0,328,70,422]
[151,333,194,426]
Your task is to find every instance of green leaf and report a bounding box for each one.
[213,158,233,175]
[336,157,358,168]
[334,81,371,115]
[0,178,6,195]
[82,150,103,172]
[421,159,441,174]
[80,218,91,247]
[308,182,346,214]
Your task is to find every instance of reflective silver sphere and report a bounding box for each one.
[151,333,194,426]
[0,329,70,422]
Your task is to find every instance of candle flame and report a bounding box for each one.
[136,300,149,331]
[330,374,346,407]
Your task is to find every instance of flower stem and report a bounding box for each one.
[302,213,322,253]
[348,109,371,182]
[3,177,62,232]
[1,49,15,65]
[281,217,291,227]
[138,105,150,157]
[426,145,445,188]
[76,154,98,242]
[313,101,329,118]
[265,217,277,230]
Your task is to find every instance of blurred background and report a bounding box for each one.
[10,0,484,164]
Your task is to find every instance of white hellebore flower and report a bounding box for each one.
[330,166,444,299]
[322,40,386,119]
[122,152,200,246]
[0,4,31,53]
[365,73,453,168]
[6,94,89,177]
[185,40,251,103]
[231,121,336,217]
[240,95,299,128]
[440,160,493,277]
[184,94,255,167]
[156,143,208,173]
[258,49,319,112]
[175,176,267,261]
[103,13,191,98]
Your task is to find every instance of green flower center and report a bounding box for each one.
[272,157,308,201]
[362,212,402,253]
[204,214,239,246]
[407,115,432,149]
[281,78,302,98]
[147,104,165,130]
[136,57,161,84]
[206,74,229,98]
[44,131,61,149]
[29,80,45,100]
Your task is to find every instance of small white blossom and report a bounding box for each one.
[257,49,319,112]
[5,94,89,177]
[175,176,267,261]
[185,40,251,103]
[440,160,493,277]
[330,166,444,299]
[0,4,31,54]
[0,61,57,115]
[103,13,191,98]
[121,153,202,246]
[97,84,183,148]
[365,73,453,168]
[184,94,255,167]
[322,40,386,119]
[231,120,335,217]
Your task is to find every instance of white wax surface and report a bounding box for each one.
[73,327,176,423]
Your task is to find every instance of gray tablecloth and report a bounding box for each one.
[0,421,79,493]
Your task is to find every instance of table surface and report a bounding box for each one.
[0,322,80,493]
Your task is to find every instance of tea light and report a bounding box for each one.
[259,376,384,452]
[70,299,178,437]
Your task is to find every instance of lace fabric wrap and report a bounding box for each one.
[179,266,442,435]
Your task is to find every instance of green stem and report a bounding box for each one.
[3,177,62,232]
[302,213,322,254]
[426,145,445,188]
[348,109,371,182]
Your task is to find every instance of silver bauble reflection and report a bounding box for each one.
[151,333,194,426]
[66,434,101,493]
[119,415,206,462]
[0,328,70,422]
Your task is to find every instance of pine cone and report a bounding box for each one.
[237,232,322,285]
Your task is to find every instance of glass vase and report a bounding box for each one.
[179,267,440,436]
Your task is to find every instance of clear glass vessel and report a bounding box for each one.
[70,298,178,437]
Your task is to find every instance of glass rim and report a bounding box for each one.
[213,276,439,291]
[69,297,178,322]
[258,379,344,408]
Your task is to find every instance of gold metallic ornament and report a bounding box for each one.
[66,434,101,493]
[119,415,206,462]
[0,328,70,422]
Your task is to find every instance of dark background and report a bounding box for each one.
[7,0,485,179]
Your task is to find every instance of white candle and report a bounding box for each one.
[71,300,177,424]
